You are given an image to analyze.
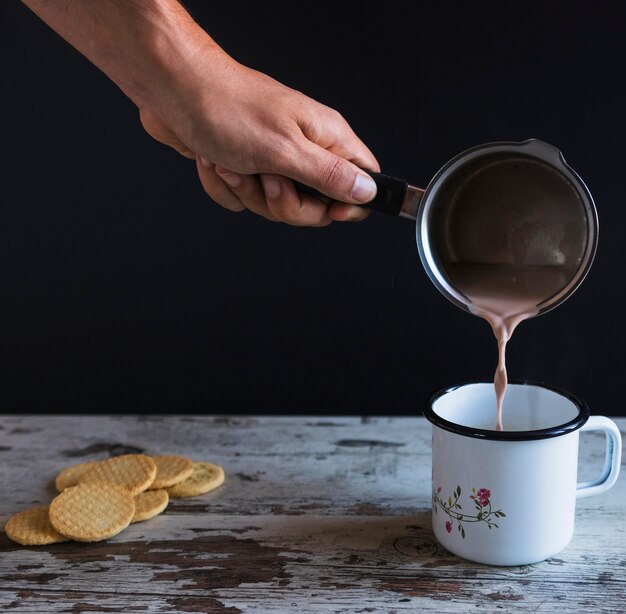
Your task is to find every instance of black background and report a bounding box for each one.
[1,1,624,414]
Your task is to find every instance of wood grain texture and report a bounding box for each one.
[0,415,624,613]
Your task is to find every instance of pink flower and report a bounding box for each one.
[476,488,491,507]
[445,521,452,533]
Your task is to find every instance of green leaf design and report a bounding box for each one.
[434,485,505,539]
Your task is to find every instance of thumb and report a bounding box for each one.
[281,141,378,204]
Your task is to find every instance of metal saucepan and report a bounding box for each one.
[296,138,598,316]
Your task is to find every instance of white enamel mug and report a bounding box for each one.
[423,381,622,566]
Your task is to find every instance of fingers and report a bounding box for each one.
[207,160,332,226]
[258,174,333,227]
[200,156,365,225]
[214,166,332,227]
[197,156,370,225]
[195,157,245,212]
[213,166,280,222]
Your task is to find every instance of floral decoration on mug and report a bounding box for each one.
[433,485,506,539]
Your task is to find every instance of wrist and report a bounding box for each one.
[97,1,227,110]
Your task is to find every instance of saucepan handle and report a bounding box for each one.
[293,172,408,217]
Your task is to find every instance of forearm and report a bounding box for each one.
[21,0,225,109]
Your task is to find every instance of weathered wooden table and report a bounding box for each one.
[1,415,624,613]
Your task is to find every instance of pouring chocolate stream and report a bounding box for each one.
[296,139,598,429]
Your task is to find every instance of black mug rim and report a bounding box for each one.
[423,380,590,441]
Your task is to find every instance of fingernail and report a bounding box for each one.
[215,166,242,188]
[199,156,210,168]
[350,173,377,203]
[261,176,281,199]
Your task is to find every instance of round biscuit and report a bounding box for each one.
[132,489,169,523]
[49,481,135,542]
[5,506,70,546]
[166,462,225,498]
[78,454,156,496]
[149,455,193,489]
[55,460,102,492]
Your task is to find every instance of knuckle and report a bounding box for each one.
[276,115,299,137]
[266,198,304,225]
[329,108,345,125]
[320,156,348,189]
[327,109,349,138]
[273,205,302,226]
[285,214,308,227]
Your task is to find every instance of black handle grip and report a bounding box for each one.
[293,172,408,217]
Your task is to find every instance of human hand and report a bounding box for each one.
[139,54,380,226]
[23,0,379,226]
